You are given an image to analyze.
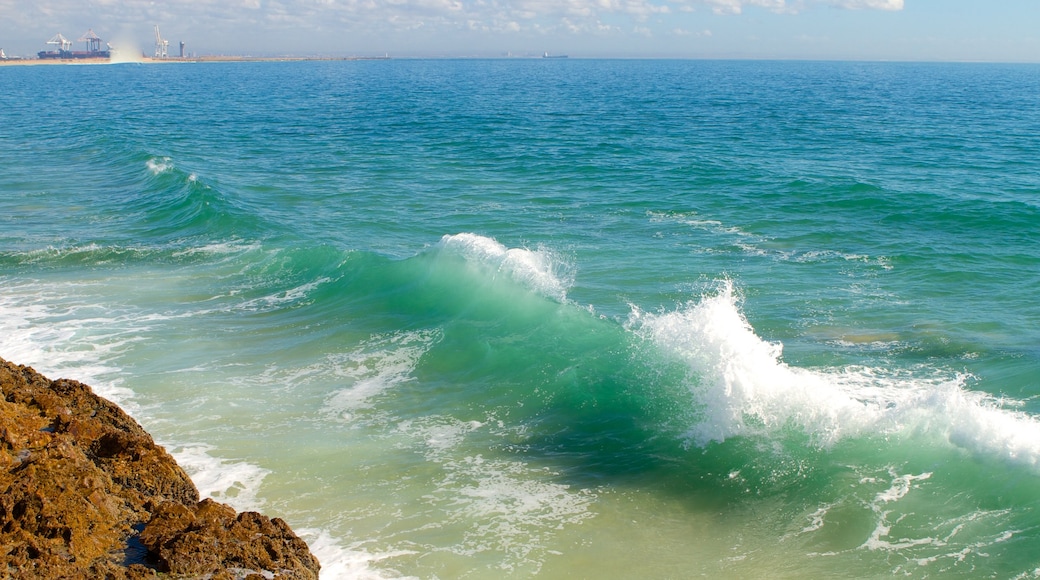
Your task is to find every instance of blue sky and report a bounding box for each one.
[1,0,1038,61]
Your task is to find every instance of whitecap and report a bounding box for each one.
[628,280,1040,470]
[146,156,173,175]
[438,233,574,302]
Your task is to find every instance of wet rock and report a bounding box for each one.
[0,357,320,579]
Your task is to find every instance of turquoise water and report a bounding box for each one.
[2,59,1039,578]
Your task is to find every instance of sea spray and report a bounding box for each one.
[627,280,871,446]
[629,280,1040,471]
[437,233,575,303]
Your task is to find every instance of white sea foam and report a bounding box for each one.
[171,241,262,258]
[798,504,833,534]
[323,329,442,422]
[628,280,1040,470]
[647,209,760,241]
[15,242,138,265]
[238,277,331,311]
[146,156,173,175]
[298,528,419,580]
[170,444,271,512]
[646,210,893,269]
[0,284,138,407]
[397,416,596,574]
[408,417,484,456]
[860,470,935,553]
[438,233,574,302]
[805,467,1017,571]
[13,241,256,266]
[0,278,280,527]
[428,454,595,572]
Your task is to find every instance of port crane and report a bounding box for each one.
[154,25,169,59]
[79,29,103,53]
[46,33,73,53]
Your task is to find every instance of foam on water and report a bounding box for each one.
[238,277,331,312]
[645,209,895,269]
[396,416,596,574]
[787,249,893,271]
[801,466,1019,574]
[299,529,419,580]
[323,329,442,422]
[861,470,934,552]
[146,156,174,175]
[0,282,137,406]
[437,233,574,302]
[8,240,261,269]
[0,269,277,519]
[13,243,135,266]
[629,280,1040,469]
[169,444,272,513]
[170,241,262,258]
[647,209,762,242]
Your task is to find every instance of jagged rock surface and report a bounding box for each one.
[0,357,320,579]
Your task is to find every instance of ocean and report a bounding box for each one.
[1,58,1039,578]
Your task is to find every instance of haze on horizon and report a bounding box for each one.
[0,0,1037,62]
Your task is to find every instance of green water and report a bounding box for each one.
[1,59,1039,578]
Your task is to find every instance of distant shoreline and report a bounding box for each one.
[0,55,390,66]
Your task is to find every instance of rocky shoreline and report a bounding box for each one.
[0,357,320,579]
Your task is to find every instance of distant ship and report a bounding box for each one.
[38,31,110,60]
[542,52,568,59]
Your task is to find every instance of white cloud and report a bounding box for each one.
[0,0,904,28]
[674,27,712,37]
[699,0,791,15]
[0,0,906,56]
[681,0,903,15]
[833,0,903,9]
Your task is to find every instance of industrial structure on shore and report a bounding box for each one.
[153,25,187,59]
[10,25,383,64]
[37,30,110,60]
[27,26,185,61]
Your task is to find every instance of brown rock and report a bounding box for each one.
[0,357,320,579]
[140,498,319,578]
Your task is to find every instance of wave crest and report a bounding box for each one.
[437,233,573,302]
[628,281,1040,470]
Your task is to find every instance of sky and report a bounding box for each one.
[1,0,1038,61]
